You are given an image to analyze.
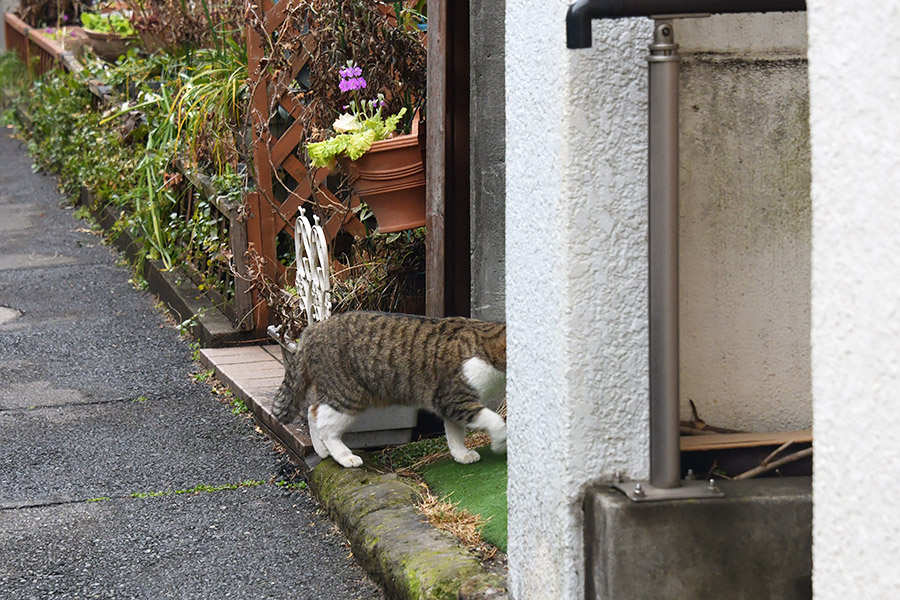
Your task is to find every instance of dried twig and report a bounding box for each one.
[679,399,743,435]
[761,439,794,466]
[733,447,813,481]
[680,426,717,436]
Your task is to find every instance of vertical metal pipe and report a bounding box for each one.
[648,21,681,489]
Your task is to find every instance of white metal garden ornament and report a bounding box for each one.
[294,206,331,324]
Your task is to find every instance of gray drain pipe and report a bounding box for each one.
[567,0,806,500]
[567,0,807,49]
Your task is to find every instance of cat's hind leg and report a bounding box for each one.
[444,418,481,464]
[307,404,328,459]
[315,404,363,468]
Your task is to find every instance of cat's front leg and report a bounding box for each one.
[445,419,481,464]
[470,408,507,454]
[316,404,363,468]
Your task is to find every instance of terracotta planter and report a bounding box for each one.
[341,120,426,234]
[83,29,136,61]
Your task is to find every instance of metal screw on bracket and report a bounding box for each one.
[707,479,720,494]
[685,469,695,481]
[634,483,645,497]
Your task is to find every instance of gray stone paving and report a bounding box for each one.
[0,133,384,599]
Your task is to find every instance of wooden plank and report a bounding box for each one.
[261,345,286,364]
[244,191,269,333]
[270,117,306,167]
[264,0,291,35]
[279,92,304,120]
[201,345,272,360]
[425,0,447,317]
[230,206,253,329]
[201,354,276,367]
[680,430,813,452]
[219,361,285,379]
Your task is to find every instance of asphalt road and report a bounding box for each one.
[0,131,384,599]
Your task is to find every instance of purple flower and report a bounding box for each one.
[338,75,367,93]
[62,14,69,22]
[46,28,53,33]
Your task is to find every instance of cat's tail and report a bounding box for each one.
[272,350,311,424]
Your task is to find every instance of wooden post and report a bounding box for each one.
[425,0,447,318]
[425,0,471,318]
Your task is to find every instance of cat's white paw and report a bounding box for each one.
[452,450,481,464]
[491,436,507,454]
[315,446,330,459]
[336,453,363,468]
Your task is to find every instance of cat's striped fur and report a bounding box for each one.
[272,311,507,468]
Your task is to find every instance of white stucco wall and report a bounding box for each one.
[505,4,651,598]
[808,2,900,597]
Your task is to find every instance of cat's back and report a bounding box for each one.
[298,311,506,400]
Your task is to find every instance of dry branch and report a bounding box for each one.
[732,447,813,481]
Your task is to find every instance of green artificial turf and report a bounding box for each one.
[419,447,508,552]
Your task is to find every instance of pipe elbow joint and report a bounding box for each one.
[566,0,623,48]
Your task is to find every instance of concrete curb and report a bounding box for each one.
[308,455,508,600]
[77,188,256,347]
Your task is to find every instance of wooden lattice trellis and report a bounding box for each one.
[244,0,369,333]
[243,0,426,332]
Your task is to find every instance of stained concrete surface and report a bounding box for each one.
[585,478,812,600]
[0,132,384,598]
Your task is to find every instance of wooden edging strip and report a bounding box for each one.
[681,429,813,452]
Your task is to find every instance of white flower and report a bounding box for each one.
[332,113,361,133]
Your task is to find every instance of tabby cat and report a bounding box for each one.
[272,311,507,468]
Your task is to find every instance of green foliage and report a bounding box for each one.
[0,52,28,105]
[81,13,136,36]
[275,479,308,490]
[6,46,248,298]
[131,479,265,498]
[24,65,139,203]
[190,368,216,383]
[230,396,248,415]
[307,107,406,167]
[421,448,508,552]
[379,437,450,471]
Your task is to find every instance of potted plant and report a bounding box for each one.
[81,12,137,61]
[307,62,425,234]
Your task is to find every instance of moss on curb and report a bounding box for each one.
[308,453,507,600]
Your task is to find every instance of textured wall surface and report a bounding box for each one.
[808,2,900,597]
[470,0,506,322]
[675,13,811,432]
[505,4,651,598]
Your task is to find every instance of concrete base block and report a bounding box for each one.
[584,477,811,600]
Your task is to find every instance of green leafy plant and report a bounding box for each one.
[306,62,407,167]
[82,13,136,36]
